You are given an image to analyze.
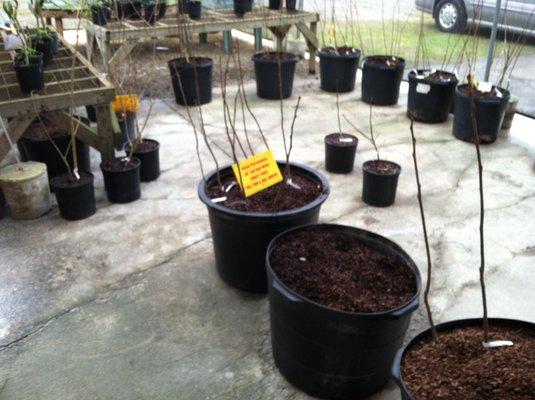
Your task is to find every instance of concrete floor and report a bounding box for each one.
[1,75,534,399]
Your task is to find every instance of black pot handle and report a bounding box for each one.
[272,280,302,303]
[389,298,419,319]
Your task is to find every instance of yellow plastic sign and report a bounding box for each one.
[232,150,283,198]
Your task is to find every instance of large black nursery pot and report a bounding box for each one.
[100,157,141,203]
[286,0,297,11]
[392,318,535,400]
[30,34,54,66]
[143,2,158,24]
[362,159,401,207]
[188,0,201,19]
[168,57,213,106]
[324,133,358,174]
[91,5,108,25]
[198,162,330,293]
[51,172,96,221]
[267,224,421,399]
[319,47,361,93]
[14,53,44,95]
[126,138,160,182]
[233,0,252,16]
[20,131,91,181]
[252,52,298,100]
[50,31,59,55]
[362,56,405,105]
[453,84,510,144]
[117,111,137,147]
[408,70,458,123]
[120,0,142,19]
[157,0,167,19]
[269,0,282,9]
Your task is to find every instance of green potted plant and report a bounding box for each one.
[28,0,56,65]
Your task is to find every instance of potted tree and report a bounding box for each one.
[266,224,421,398]
[233,0,252,17]
[188,0,201,20]
[28,0,56,66]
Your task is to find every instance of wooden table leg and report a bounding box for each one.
[55,18,64,35]
[94,104,118,161]
[308,21,318,74]
[0,114,35,163]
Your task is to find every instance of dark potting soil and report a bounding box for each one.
[207,170,322,213]
[51,172,93,188]
[127,139,158,153]
[258,52,296,61]
[24,117,68,140]
[325,133,357,147]
[101,158,139,172]
[402,326,535,400]
[366,55,403,68]
[420,71,456,84]
[459,84,503,99]
[363,159,400,175]
[270,229,417,313]
[170,57,211,67]
[321,46,360,56]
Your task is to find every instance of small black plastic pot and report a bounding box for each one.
[269,0,282,9]
[198,162,330,293]
[117,111,137,147]
[233,0,252,16]
[126,139,160,182]
[100,157,141,203]
[392,318,535,400]
[188,0,201,19]
[362,159,401,207]
[407,70,458,123]
[252,52,298,100]
[453,84,510,144]
[20,132,91,181]
[324,133,358,174]
[168,57,213,106]
[267,224,421,399]
[286,0,297,11]
[14,54,44,95]
[178,0,188,14]
[91,5,108,25]
[120,1,139,18]
[319,48,361,93]
[30,34,54,66]
[86,105,97,122]
[362,56,405,105]
[157,1,167,19]
[144,2,157,24]
[130,1,143,18]
[51,172,96,221]
[50,31,59,55]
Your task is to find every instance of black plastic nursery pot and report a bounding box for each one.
[453,84,511,144]
[324,133,358,174]
[252,52,298,100]
[157,1,167,19]
[100,157,141,203]
[14,54,44,95]
[117,111,137,147]
[91,5,108,25]
[144,3,158,24]
[30,35,54,66]
[319,47,361,93]
[362,159,401,207]
[119,1,140,19]
[233,0,252,16]
[50,31,59,55]
[267,224,421,399]
[168,57,213,106]
[188,0,201,19]
[408,70,458,123]
[51,172,96,221]
[392,318,535,400]
[286,0,297,11]
[361,56,405,105]
[269,0,282,9]
[126,139,160,182]
[86,105,97,122]
[198,162,330,293]
[178,0,188,14]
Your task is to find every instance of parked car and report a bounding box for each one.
[416,0,535,36]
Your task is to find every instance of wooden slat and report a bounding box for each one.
[0,114,35,161]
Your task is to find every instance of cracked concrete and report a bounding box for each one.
[0,74,534,399]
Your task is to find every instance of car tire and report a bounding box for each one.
[435,0,467,33]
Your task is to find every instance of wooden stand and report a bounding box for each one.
[0,31,120,163]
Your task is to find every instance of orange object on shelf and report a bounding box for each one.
[113,94,140,113]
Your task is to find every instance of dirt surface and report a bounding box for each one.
[410,70,457,83]
[207,168,323,213]
[320,46,360,56]
[365,55,404,68]
[101,157,140,172]
[459,83,506,99]
[24,117,68,140]
[101,36,311,99]
[363,159,400,175]
[50,172,93,189]
[127,139,159,153]
[325,133,358,146]
[402,325,535,400]
[269,228,417,313]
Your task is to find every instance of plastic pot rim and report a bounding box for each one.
[318,48,362,60]
[266,223,422,318]
[362,159,402,177]
[324,133,358,146]
[50,171,95,190]
[198,161,330,219]
[100,156,141,173]
[126,138,160,154]
[363,55,406,70]
[168,57,213,70]
[456,84,511,105]
[391,317,535,399]
[252,52,299,65]
[408,69,458,87]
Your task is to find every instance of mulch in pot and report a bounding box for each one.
[363,159,400,175]
[127,138,159,153]
[325,133,357,146]
[458,84,504,99]
[366,55,404,68]
[320,46,360,56]
[269,229,417,312]
[51,172,93,188]
[207,169,322,213]
[420,70,457,83]
[101,157,139,172]
[402,325,535,400]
